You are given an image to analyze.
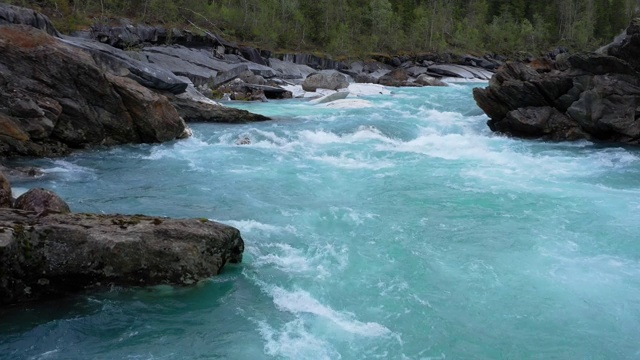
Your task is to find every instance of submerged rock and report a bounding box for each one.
[0,209,244,305]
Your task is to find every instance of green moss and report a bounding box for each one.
[199,218,209,223]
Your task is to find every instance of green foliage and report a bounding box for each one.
[12,0,640,56]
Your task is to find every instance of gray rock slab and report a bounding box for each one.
[210,64,249,88]
[428,64,476,79]
[60,36,188,94]
[269,58,316,79]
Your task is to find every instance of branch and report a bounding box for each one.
[178,7,223,34]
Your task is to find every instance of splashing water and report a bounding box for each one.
[2,85,640,359]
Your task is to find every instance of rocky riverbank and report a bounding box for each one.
[0,2,498,157]
[0,3,269,158]
[473,19,640,145]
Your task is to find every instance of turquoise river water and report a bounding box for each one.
[2,84,640,359]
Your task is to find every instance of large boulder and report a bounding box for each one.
[13,188,71,214]
[474,18,640,144]
[302,71,349,91]
[0,208,244,305]
[0,24,188,156]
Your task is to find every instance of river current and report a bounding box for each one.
[2,84,640,359]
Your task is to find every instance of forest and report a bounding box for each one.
[7,0,640,57]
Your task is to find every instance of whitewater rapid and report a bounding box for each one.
[2,84,640,359]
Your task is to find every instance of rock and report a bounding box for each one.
[167,82,270,123]
[0,24,187,157]
[60,37,189,94]
[279,53,345,70]
[429,65,476,79]
[210,64,249,88]
[268,58,316,80]
[245,62,278,78]
[490,106,588,141]
[0,208,244,305]
[13,188,71,214]
[310,91,350,104]
[0,172,11,208]
[415,75,447,87]
[464,55,500,70]
[363,61,393,73]
[474,18,640,145]
[239,70,266,85]
[0,165,43,180]
[0,3,60,37]
[245,84,293,99]
[141,45,237,86]
[378,68,410,87]
[108,74,188,143]
[606,19,640,72]
[406,66,429,77]
[303,72,349,91]
[142,45,226,86]
[355,73,378,84]
[236,135,251,145]
[240,46,267,66]
[89,21,239,51]
[567,53,637,75]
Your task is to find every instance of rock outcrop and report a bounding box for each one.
[168,82,270,122]
[0,2,59,36]
[0,24,188,157]
[473,19,640,144]
[0,208,244,305]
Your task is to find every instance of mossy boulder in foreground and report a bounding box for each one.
[0,209,244,305]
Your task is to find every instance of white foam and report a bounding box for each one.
[42,160,94,175]
[442,77,489,84]
[318,99,374,109]
[28,349,60,360]
[270,286,392,337]
[347,83,391,96]
[251,243,315,273]
[309,154,394,170]
[329,206,379,226]
[298,127,395,146]
[142,136,209,160]
[258,319,339,360]
[221,219,288,234]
